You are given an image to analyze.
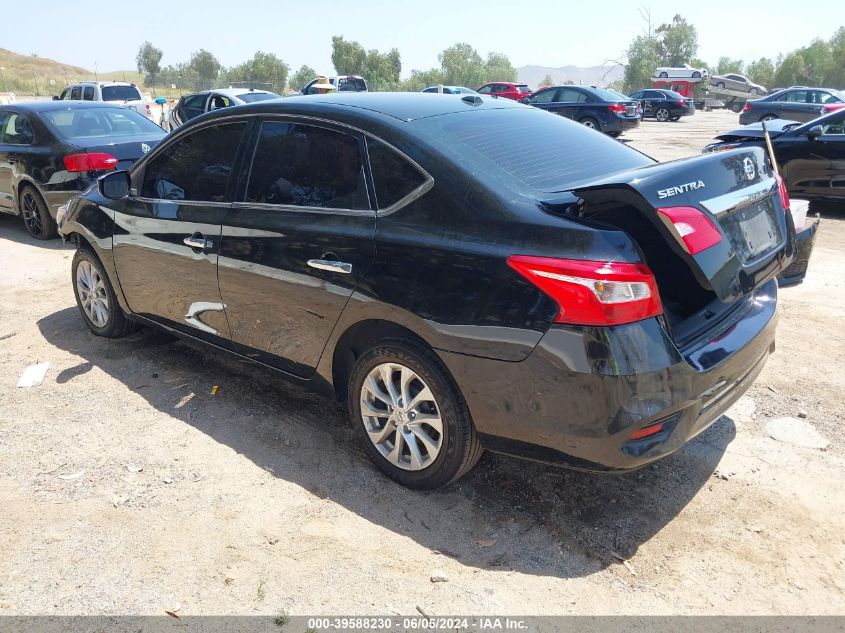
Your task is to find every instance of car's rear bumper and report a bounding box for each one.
[603,117,640,134]
[438,279,778,472]
[778,216,820,286]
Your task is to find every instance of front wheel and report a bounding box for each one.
[659,72,668,79]
[670,116,681,121]
[655,107,670,122]
[749,88,758,95]
[716,82,726,90]
[348,338,482,490]
[72,249,137,338]
[692,71,701,79]
[760,114,778,122]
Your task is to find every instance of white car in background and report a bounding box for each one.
[56,81,153,120]
[162,88,281,131]
[653,64,708,80]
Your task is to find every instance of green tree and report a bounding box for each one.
[827,28,845,87]
[331,36,366,76]
[227,51,289,92]
[402,68,446,92]
[363,47,402,90]
[716,57,744,74]
[538,73,554,88]
[623,34,659,92]
[439,43,485,88]
[136,41,163,86]
[189,49,221,88]
[746,57,775,89]
[289,64,316,91]
[484,52,517,83]
[772,51,805,88]
[656,15,698,65]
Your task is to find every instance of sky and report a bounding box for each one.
[4,0,839,76]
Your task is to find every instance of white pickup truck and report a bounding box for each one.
[56,82,153,120]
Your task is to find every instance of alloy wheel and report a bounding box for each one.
[76,260,110,328]
[21,191,42,237]
[359,362,443,471]
[581,119,597,129]
[656,108,670,122]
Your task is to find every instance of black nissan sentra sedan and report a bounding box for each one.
[0,101,166,239]
[58,93,795,490]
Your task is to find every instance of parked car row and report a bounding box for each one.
[50,92,797,490]
[739,86,845,124]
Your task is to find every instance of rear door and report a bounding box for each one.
[172,94,206,127]
[112,120,250,339]
[0,110,35,210]
[217,118,376,377]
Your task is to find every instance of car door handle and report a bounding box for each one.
[307,259,352,274]
[183,234,214,250]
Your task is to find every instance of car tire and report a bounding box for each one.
[71,248,138,338]
[659,72,668,79]
[760,114,779,122]
[19,185,57,240]
[655,107,670,122]
[348,337,483,490]
[608,131,622,138]
[670,116,681,121]
[692,71,701,79]
[749,88,758,95]
[716,82,726,90]
[579,117,599,130]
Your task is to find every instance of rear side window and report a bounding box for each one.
[530,88,558,104]
[236,92,280,103]
[101,85,142,102]
[141,122,247,202]
[70,86,82,100]
[367,139,427,209]
[415,108,653,192]
[0,113,34,145]
[83,86,95,100]
[245,121,369,210]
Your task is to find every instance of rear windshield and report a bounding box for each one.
[414,108,653,192]
[101,85,143,102]
[591,87,628,102]
[336,77,367,92]
[662,90,686,99]
[516,85,532,93]
[237,92,280,103]
[41,107,163,140]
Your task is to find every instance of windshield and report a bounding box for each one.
[42,107,164,140]
[414,108,652,192]
[336,77,367,92]
[237,92,280,103]
[101,85,143,102]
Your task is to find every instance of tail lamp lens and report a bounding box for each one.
[507,256,662,326]
[742,103,752,112]
[608,103,626,113]
[63,152,118,172]
[776,173,790,211]
[657,206,722,255]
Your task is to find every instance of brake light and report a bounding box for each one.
[742,103,752,112]
[63,152,118,172]
[657,206,722,255]
[678,100,686,106]
[608,103,626,113]
[776,173,790,211]
[507,256,662,326]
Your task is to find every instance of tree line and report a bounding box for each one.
[135,37,516,94]
[622,13,845,93]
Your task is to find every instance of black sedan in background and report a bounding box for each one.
[628,88,695,122]
[522,85,640,136]
[0,101,166,239]
[739,87,845,124]
[60,93,791,489]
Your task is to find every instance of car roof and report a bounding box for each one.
[195,88,277,98]
[208,92,525,123]
[0,100,134,113]
[66,81,137,87]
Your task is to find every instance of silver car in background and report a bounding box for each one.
[709,74,767,95]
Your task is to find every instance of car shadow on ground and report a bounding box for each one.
[38,307,735,579]
[0,214,73,250]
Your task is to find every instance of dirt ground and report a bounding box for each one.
[0,110,843,616]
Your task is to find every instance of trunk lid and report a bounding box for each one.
[569,147,795,304]
[713,119,800,142]
[68,135,163,171]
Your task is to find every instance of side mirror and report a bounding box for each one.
[520,97,531,104]
[52,95,60,101]
[98,171,131,199]
[807,125,823,140]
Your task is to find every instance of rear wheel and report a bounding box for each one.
[72,248,137,338]
[608,131,622,138]
[19,185,56,240]
[749,88,758,95]
[659,72,668,79]
[348,338,482,490]
[670,116,681,122]
[579,117,599,130]
[692,71,702,79]
[655,107,670,122]
[760,114,779,122]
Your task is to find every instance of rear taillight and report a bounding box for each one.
[63,152,118,172]
[776,173,790,211]
[507,256,662,326]
[742,103,752,112]
[657,206,722,255]
[608,103,626,113]
[678,100,686,106]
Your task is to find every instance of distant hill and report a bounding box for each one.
[517,64,624,88]
[0,48,140,94]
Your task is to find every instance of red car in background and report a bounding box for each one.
[477,82,532,100]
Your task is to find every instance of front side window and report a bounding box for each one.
[477,85,492,94]
[83,86,95,100]
[820,112,845,135]
[779,91,807,103]
[0,113,34,145]
[70,86,82,100]
[183,94,207,110]
[141,122,247,202]
[245,121,368,210]
[367,138,427,209]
